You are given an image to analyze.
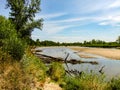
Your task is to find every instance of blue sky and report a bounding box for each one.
[0,0,120,42]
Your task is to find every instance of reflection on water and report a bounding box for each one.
[35,47,120,78]
[35,47,81,61]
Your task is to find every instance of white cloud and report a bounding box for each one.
[99,22,109,26]
[35,13,67,20]
[50,36,86,42]
[53,17,87,23]
[41,14,120,35]
[68,0,115,14]
[98,15,120,26]
[42,22,76,34]
[108,0,120,8]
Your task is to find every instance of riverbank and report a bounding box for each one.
[69,46,120,60]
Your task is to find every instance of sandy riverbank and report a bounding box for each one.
[68,46,120,60]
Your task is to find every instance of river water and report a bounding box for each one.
[35,47,120,78]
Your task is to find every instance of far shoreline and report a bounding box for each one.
[68,46,120,60]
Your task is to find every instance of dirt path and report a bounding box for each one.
[69,46,120,60]
[43,78,62,90]
[31,78,62,90]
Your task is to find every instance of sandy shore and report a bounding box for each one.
[68,46,120,60]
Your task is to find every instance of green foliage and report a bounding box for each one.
[0,16,26,60]
[116,36,120,44]
[3,37,26,60]
[31,39,120,48]
[22,49,47,81]
[48,62,65,82]
[109,78,120,90]
[64,73,109,90]
[82,39,120,48]
[64,77,84,90]
[0,49,11,62]
[6,0,43,39]
[0,16,16,46]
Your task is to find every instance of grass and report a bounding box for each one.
[109,78,120,90]
[48,62,66,87]
[0,50,31,89]
[0,48,47,89]
[64,72,109,90]
[1,48,120,90]
[21,48,47,81]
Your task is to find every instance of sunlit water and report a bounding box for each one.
[35,47,120,78]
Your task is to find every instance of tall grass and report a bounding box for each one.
[48,62,65,83]
[64,72,109,90]
[109,78,120,90]
[1,47,120,90]
[0,48,48,89]
[21,49,47,81]
[0,50,31,89]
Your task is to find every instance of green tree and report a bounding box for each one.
[116,36,120,44]
[6,0,43,39]
[36,39,40,45]
[0,15,16,46]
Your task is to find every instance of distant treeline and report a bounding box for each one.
[29,37,120,48]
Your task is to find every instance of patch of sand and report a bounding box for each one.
[43,78,62,90]
[69,46,120,60]
[31,78,62,90]
[78,54,96,58]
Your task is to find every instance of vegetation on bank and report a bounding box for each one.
[0,15,120,89]
[1,47,120,89]
[1,0,120,90]
[29,38,120,48]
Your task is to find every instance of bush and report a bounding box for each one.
[109,78,120,90]
[3,37,26,60]
[48,62,65,82]
[0,15,26,60]
[22,49,47,81]
[64,77,84,90]
[64,73,109,90]
[0,16,16,45]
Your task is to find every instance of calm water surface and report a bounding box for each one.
[35,47,120,78]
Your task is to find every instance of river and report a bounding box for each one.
[35,47,120,79]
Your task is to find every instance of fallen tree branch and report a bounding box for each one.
[35,53,98,65]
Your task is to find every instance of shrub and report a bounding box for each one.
[3,37,26,60]
[64,76,84,90]
[0,15,26,60]
[22,49,47,81]
[0,16,16,45]
[109,78,120,90]
[48,62,65,82]
[64,73,109,90]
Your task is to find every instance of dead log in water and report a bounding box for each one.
[35,53,98,65]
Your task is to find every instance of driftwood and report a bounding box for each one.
[35,53,98,65]
[34,51,104,77]
[35,53,64,63]
[99,65,105,74]
[64,53,72,76]
[65,70,84,76]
